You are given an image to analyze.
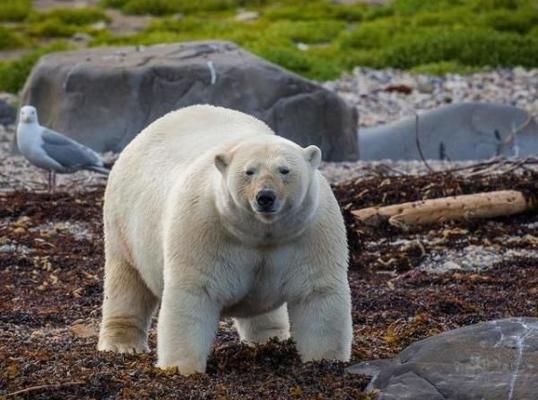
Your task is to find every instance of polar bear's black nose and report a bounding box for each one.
[256,189,276,210]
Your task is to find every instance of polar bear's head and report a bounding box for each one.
[215,139,321,223]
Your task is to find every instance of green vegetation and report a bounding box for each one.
[0,27,24,51]
[0,0,537,92]
[27,8,110,38]
[0,0,32,22]
[0,43,70,94]
[410,61,483,75]
[380,28,538,70]
[101,0,267,15]
[94,0,538,79]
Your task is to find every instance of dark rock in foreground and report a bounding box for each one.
[359,102,538,161]
[20,41,358,161]
[348,318,538,400]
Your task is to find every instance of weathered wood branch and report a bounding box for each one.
[5,381,85,398]
[352,190,535,228]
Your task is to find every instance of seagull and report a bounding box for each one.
[17,105,110,192]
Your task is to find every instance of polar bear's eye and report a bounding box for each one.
[245,169,255,176]
[279,167,290,175]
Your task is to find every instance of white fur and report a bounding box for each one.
[97,105,352,374]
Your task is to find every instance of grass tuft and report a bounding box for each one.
[25,8,110,38]
[0,0,32,22]
[0,27,25,51]
[0,43,70,93]
[100,0,267,15]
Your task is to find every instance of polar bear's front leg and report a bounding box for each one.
[156,283,220,375]
[98,257,158,354]
[288,287,352,362]
[234,304,290,344]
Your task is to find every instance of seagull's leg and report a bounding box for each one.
[52,171,57,192]
[47,171,52,193]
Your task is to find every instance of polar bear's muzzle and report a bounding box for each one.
[252,188,283,215]
[255,189,277,211]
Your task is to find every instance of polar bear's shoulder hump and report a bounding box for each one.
[149,105,274,136]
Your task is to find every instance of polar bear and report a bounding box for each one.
[97,105,352,375]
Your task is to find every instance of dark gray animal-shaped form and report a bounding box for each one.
[17,105,109,192]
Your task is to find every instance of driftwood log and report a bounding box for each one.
[352,190,535,228]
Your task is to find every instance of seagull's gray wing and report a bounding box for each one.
[41,127,103,171]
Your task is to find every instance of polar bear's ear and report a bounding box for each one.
[304,145,322,169]
[215,152,231,174]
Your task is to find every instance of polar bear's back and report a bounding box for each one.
[132,105,274,166]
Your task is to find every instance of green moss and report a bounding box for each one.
[122,0,179,15]
[333,0,538,75]
[0,43,70,93]
[412,8,474,27]
[388,0,467,15]
[264,2,364,21]
[4,0,538,90]
[298,46,349,80]
[378,28,538,70]
[26,8,110,38]
[0,0,32,22]
[469,0,524,11]
[100,0,266,15]
[482,8,538,34]
[264,20,347,44]
[36,7,109,25]
[411,61,484,75]
[149,16,242,37]
[0,27,25,50]
[29,19,79,38]
[93,0,538,80]
[529,24,538,37]
[340,17,405,50]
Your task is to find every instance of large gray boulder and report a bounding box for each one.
[359,102,538,161]
[20,41,358,161]
[348,318,538,400]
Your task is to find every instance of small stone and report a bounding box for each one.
[235,10,259,22]
[513,66,528,78]
[71,323,97,338]
[441,261,461,271]
[91,21,107,31]
[72,32,93,42]
[296,42,310,51]
[0,92,18,106]
[416,77,434,94]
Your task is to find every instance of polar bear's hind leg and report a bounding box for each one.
[98,257,158,354]
[234,304,291,344]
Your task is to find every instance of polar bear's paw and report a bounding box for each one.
[98,317,150,354]
[98,337,149,354]
[155,358,205,376]
[240,327,290,345]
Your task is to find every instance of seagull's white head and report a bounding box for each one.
[19,105,38,124]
